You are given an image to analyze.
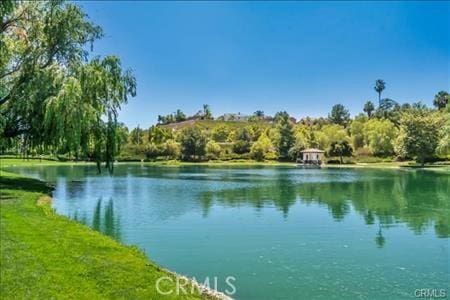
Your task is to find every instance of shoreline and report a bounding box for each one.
[2,157,449,172]
[0,170,231,299]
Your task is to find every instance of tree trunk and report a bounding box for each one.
[96,161,101,174]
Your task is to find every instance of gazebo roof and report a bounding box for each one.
[301,148,325,153]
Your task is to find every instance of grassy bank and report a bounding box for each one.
[0,170,205,299]
[1,156,449,171]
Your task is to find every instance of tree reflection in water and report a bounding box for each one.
[73,197,120,240]
[199,169,449,247]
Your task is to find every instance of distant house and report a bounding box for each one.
[219,113,250,122]
[299,148,325,165]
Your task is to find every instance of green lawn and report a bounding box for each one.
[0,170,203,299]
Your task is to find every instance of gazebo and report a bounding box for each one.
[299,148,325,165]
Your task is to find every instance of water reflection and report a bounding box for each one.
[199,169,450,239]
[7,165,449,241]
[73,197,120,240]
[375,226,386,248]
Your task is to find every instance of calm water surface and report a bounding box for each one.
[9,165,450,299]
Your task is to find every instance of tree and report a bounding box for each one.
[250,132,276,161]
[116,123,129,155]
[254,110,264,118]
[157,113,176,124]
[363,101,375,118]
[395,110,443,165]
[363,118,397,156]
[350,114,367,150]
[202,104,213,120]
[275,113,295,160]
[145,143,161,160]
[328,140,353,164]
[211,125,230,142]
[148,125,171,144]
[232,127,252,154]
[288,124,309,160]
[205,140,222,160]
[130,126,144,145]
[433,91,449,110]
[174,109,187,122]
[328,104,350,126]
[0,1,136,172]
[179,127,207,161]
[162,139,181,160]
[375,98,401,125]
[374,79,386,105]
[274,111,289,123]
[437,105,450,155]
[318,124,349,152]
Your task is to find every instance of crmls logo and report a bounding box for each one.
[414,289,447,298]
[156,276,236,296]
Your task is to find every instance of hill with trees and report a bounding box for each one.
[111,86,448,166]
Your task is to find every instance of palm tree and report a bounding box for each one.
[363,101,375,118]
[374,79,386,105]
[433,91,449,110]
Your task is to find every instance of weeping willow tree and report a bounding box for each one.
[1,1,136,172]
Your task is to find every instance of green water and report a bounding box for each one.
[9,165,449,299]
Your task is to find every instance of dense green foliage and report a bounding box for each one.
[108,94,448,165]
[0,171,201,299]
[115,80,448,164]
[395,109,445,165]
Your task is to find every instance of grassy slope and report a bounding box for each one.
[160,119,270,131]
[0,170,202,299]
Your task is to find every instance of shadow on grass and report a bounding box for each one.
[0,176,53,195]
[400,164,450,169]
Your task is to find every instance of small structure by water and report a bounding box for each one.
[298,148,325,166]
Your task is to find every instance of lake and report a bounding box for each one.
[8,164,449,299]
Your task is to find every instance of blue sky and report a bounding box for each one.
[81,1,449,128]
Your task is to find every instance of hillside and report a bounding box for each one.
[160,119,272,131]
